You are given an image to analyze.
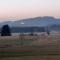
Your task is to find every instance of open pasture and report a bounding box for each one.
[0,33,60,60]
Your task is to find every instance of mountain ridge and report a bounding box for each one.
[0,16,60,28]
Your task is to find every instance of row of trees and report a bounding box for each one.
[0,24,50,36]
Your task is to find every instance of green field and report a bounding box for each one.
[0,34,60,60]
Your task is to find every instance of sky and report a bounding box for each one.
[0,0,60,22]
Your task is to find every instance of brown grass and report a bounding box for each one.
[0,33,60,60]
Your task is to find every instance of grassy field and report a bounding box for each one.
[0,33,60,60]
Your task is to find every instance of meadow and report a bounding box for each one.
[0,33,60,60]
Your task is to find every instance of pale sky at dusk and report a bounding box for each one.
[0,0,60,21]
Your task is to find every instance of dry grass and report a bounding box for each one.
[0,33,60,60]
[1,56,60,60]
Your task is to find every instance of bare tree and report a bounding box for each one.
[46,26,50,35]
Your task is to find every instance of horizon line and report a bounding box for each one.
[0,16,60,23]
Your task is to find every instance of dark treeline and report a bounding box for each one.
[11,27,45,33]
[0,25,50,36]
[1,25,11,36]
